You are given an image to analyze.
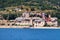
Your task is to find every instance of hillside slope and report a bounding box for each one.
[0,0,60,8]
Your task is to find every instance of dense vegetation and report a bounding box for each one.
[0,0,60,10]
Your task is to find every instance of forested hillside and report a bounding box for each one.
[0,0,60,20]
[0,0,60,10]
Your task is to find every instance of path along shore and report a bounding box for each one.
[0,26,60,29]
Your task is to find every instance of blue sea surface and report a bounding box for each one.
[0,28,60,40]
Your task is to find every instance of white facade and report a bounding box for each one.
[46,17,58,26]
[15,17,45,27]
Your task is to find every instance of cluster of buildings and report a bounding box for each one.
[0,9,58,28]
[14,10,58,28]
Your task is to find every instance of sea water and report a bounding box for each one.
[0,28,60,40]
